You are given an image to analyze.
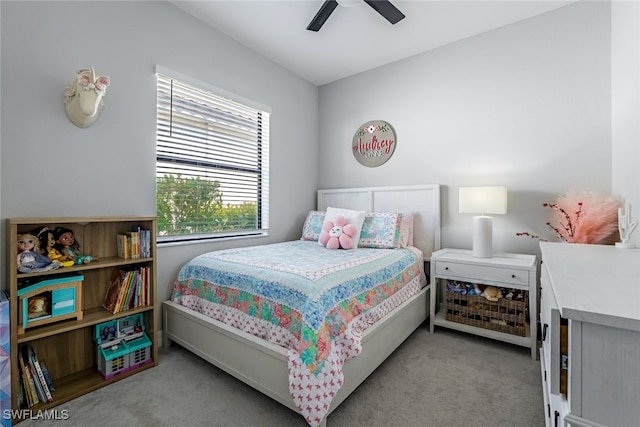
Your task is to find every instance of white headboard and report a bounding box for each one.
[317,184,441,260]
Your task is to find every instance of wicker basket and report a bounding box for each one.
[445,287,528,337]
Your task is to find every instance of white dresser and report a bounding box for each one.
[539,242,640,427]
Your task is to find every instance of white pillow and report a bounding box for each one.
[319,207,366,249]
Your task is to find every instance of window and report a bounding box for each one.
[156,67,270,243]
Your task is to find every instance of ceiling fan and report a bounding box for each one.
[307,0,405,32]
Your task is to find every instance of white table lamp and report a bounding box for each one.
[459,186,508,258]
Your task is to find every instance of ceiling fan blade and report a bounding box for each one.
[363,0,405,25]
[307,0,339,32]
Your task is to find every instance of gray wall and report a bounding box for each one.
[318,0,614,257]
[611,0,640,248]
[0,1,319,298]
[1,0,638,301]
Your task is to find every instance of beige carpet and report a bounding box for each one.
[18,325,544,427]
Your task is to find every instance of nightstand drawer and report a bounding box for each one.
[435,261,529,287]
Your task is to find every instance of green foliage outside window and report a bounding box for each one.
[156,175,257,236]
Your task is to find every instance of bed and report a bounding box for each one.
[163,184,441,426]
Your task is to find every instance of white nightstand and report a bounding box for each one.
[429,248,537,359]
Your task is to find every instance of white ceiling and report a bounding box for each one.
[170,0,576,86]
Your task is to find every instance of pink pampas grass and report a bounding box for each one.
[517,191,623,244]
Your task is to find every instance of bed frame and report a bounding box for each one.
[163,184,441,426]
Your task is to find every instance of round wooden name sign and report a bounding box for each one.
[352,120,396,167]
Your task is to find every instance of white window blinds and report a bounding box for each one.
[156,72,270,242]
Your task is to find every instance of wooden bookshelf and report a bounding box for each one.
[7,217,158,422]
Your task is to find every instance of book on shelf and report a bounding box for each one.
[17,370,25,408]
[27,361,46,404]
[117,232,139,259]
[103,266,151,314]
[103,269,126,314]
[39,359,55,392]
[127,231,140,258]
[117,234,130,259]
[114,271,129,313]
[16,346,56,408]
[120,271,136,313]
[143,266,148,306]
[117,228,151,259]
[18,349,38,407]
[27,345,53,402]
[140,228,151,258]
[17,364,31,408]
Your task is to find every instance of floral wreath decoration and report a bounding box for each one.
[355,123,390,137]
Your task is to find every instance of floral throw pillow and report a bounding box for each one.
[358,212,404,249]
[300,210,326,241]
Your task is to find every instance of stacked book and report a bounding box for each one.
[18,345,55,408]
[117,228,151,259]
[102,267,151,314]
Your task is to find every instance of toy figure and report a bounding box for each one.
[481,286,503,302]
[27,295,50,319]
[31,226,49,256]
[468,283,482,296]
[53,227,97,265]
[447,280,467,295]
[32,226,74,267]
[100,325,117,342]
[17,233,60,273]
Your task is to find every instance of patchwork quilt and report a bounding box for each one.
[170,240,426,426]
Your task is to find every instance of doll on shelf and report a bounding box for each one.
[17,232,60,273]
[32,226,75,268]
[53,226,98,265]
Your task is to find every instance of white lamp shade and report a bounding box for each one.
[459,186,508,215]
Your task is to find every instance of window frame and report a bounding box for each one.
[155,65,271,246]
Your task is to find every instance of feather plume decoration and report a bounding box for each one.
[518,191,623,244]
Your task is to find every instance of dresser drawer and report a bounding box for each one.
[540,265,563,397]
[435,261,530,287]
